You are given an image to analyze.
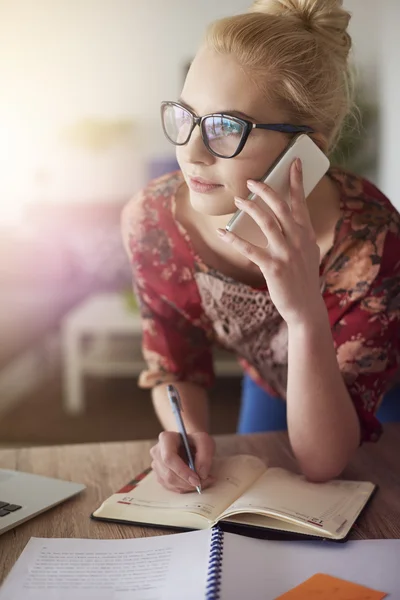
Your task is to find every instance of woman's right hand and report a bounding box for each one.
[149,431,216,493]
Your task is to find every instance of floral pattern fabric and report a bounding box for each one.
[123,168,400,443]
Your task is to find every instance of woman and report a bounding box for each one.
[122,0,400,491]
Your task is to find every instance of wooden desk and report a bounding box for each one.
[1,424,400,584]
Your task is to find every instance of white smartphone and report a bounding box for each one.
[226,133,330,247]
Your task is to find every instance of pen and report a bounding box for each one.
[167,384,202,494]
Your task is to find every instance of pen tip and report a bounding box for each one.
[196,486,202,495]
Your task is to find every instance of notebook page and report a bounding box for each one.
[93,454,266,527]
[221,467,374,537]
[219,533,400,599]
[0,530,212,600]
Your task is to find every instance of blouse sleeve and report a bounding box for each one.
[121,188,215,390]
[133,278,215,389]
[332,270,400,443]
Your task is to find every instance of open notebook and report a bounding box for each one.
[92,454,376,541]
[1,528,398,599]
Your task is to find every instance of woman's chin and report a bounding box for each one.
[189,191,235,217]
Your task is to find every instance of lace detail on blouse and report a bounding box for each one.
[195,270,288,398]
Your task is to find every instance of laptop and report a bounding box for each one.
[0,469,85,536]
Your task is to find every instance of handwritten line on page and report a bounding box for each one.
[0,530,212,600]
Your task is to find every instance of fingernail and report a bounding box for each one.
[234,196,245,206]
[296,158,302,173]
[198,468,208,479]
[189,475,200,487]
[216,228,227,237]
[247,180,257,190]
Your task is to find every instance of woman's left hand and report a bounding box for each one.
[217,159,325,328]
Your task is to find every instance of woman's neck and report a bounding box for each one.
[174,173,342,285]
[307,174,342,258]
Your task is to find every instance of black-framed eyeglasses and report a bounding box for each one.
[161,101,314,159]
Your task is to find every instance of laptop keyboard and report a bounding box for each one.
[0,501,22,517]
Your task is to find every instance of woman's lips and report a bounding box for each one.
[188,177,223,194]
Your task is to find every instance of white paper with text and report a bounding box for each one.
[0,530,211,600]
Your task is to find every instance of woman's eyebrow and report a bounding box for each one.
[178,97,256,122]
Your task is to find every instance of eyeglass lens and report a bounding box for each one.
[162,103,245,157]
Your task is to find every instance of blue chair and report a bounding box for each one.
[238,375,400,434]
[376,383,400,423]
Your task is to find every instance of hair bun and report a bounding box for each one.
[250,0,352,60]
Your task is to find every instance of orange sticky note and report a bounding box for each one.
[275,573,387,599]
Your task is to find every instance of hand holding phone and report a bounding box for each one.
[226,134,330,247]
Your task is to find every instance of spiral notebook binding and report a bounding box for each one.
[205,526,224,600]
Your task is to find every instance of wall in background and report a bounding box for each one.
[379,0,400,209]
[0,0,384,203]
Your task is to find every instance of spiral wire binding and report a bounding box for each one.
[205,526,224,599]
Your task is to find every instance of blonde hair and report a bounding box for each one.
[205,0,355,152]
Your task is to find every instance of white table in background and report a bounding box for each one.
[61,292,241,415]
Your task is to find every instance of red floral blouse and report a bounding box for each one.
[123,168,400,443]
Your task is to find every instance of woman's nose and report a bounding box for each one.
[182,125,214,166]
